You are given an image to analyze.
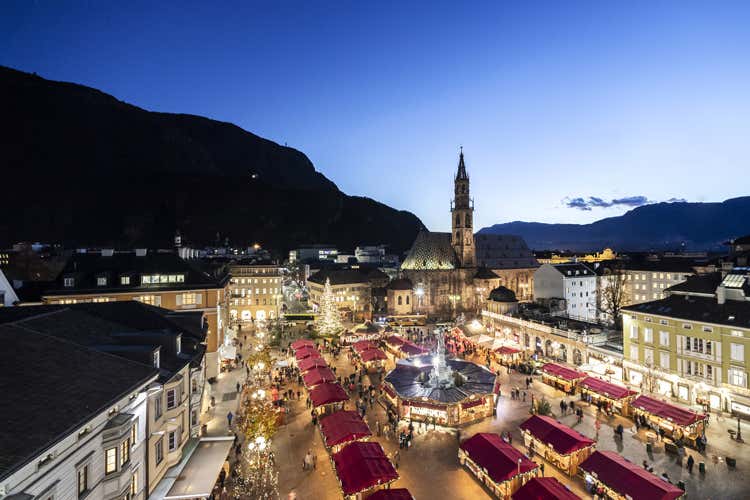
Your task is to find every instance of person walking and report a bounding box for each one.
[687,454,695,473]
[226,411,233,428]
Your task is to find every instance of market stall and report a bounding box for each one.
[318,410,372,453]
[298,356,328,373]
[630,395,707,446]
[494,346,523,366]
[518,415,595,476]
[353,339,379,353]
[310,382,349,415]
[578,377,637,416]
[367,488,414,500]
[357,347,388,369]
[511,477,580,500]
[579,451,684,500]
[302,366,337,389]
[295,346,321,361]
[458,433,539,499]
[331,441,399,499]
[541,363,587,393]
[290,339,315,351]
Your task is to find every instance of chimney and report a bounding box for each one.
[717,285,726,305]
[135,248,148,257]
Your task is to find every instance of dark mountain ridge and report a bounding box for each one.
[479,197,750,251]
[0,66,423,254]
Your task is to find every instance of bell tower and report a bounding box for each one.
[451,148,475,267]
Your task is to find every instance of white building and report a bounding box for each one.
[534,263,597,322]
[0,268,19,306]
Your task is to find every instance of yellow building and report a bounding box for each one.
[622,270,750,416]
[228,261,283,323]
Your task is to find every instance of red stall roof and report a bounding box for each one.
[302,367,337,388]
[400,342,429,356]
[353,340,378,352]
[580,377,637,400]
[580,451,683,500]
[495,346,521,355]
[359,348,388,362]
[367,488,414,500]
[309,383,349,408]
[298,356,328,372]
[291,339,315,350]
[386,335,405,346]
[541,363,587,381]
[519,415,595,455]
[512,477,581,500]
[319,410,372,448]
[462,397,486,409]
[631,395,707,427]
[332,442,398,496]
[460,433,538,484]
[295,347,320,360]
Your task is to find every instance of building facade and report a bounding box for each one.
[306,268,389,321]
[228,261,283,323]
[534,263,597,322]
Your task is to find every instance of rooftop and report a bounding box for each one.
[623,294,750,329]
[308,267,388,286]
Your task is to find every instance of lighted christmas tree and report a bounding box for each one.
[316,277,343,336]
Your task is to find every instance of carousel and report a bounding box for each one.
[382,328,497,426]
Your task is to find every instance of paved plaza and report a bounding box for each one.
[271,333,750,500]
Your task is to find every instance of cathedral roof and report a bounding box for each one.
[456,149,469,181]
[474,267,500,280]
[400,231,458,270]
[387,278,413,290]
[475,234,538,269]
[488,286,517,303]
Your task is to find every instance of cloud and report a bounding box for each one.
[563,195,686,211]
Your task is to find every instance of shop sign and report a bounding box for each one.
[731,401,750,416]
[410,405,447,419]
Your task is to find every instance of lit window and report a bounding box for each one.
[130,470,138,496]
[731,343,745,362]
[64,277,75,287]
[131,421,137,445]
[167,389,176,409]
[105,447,117,474]
[659,331,669,347]
[121,276,130,285]
[97,277,107,286]
[120,438,130,466]
[729,367,747,388]
[660,352,670,370]
[77,465,88,496]
[629,345,639,362]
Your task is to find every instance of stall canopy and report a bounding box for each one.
[512,477,580,500]
[367,488,414,500]
[359,348,388,362]
[579,377,637,400]
[303,367,337,388]
[310,382,349,407]
[495,346,521,355]
[579,451,683,500]
[460,433,538,484]
[631,395,707,427]
[386,335,405,346]
[295,347,321,360]
[163,438,234,500]
[298,356,328,372]
[400,342,429,356]
[332,441,398,496]
[353,340,379,352]
[319,410,372,447]
[542,363,587,381]
[291,339,315,351]
[519,415,595,455]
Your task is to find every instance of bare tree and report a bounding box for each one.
[597,262,629,327]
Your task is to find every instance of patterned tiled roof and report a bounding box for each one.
[475,234,538,269]
[400,231,457,270]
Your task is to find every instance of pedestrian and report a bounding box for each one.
[227,411,233,427]
[687,454,695,473]
[393,450,400,469]
[523,391,526,402]
[540,463,545,476]
[559,400,565,415]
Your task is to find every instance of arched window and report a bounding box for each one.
[455,232,460,242]
[465,214,471,227]
[397,296,402,306]
[406,295,410,305]
[455,214,460,227]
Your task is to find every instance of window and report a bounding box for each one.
[153,351,160,369]
[683,323,693,330]
[105,447,117,474]
[644,348,654,365]
[659,331,669,347]
[182,293,198,305]
[131,421,137,445]
[130,470,138,496]
[728,367,747,388]
[175,336,181,355]
[167,389,176,409]
[702,326,713,333]
[121,276,130,285]
[629,345,639,362]
[77,465,88,496]
[64,277,75,287]
[154,396,162,420]
[120,438,130,466]
[644,328,653,343]
[660,352,670,370]
[136,295,160,306]
[155,438,164,465]
[97,277,107,286]
[731,343,745,362]
[168,430,178,451]
[191,409,199,427]
[629,325,638,340]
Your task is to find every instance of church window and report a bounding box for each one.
[465,214,471,226]
[456,215,460,227]
[398,296,402,306]
[406,295,410,305]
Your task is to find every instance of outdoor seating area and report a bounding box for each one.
[540,363,587,393]
[578,376,637,416]
[519,415,595,476]
[458,433,539,498]
[579,451,684,500]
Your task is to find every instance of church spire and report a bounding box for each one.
[455,147,469,181]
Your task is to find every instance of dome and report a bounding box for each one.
[387,278,413,291]
[488,286,517,303]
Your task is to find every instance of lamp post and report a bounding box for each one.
[737,416,743,443]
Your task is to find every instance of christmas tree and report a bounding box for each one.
[316,277,343,336]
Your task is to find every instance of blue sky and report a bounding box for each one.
[2,1,749,232]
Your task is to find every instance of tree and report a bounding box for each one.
[597,262,629,327]
[316,277,343,336]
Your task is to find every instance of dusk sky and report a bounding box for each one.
[3,1,749,232]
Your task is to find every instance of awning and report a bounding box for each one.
[291,339,315,350]
[164,438,233,499]
[512,477,580,500]
[310,382,349,407]
[353,340,379,353]
[579,451,684,500]
[303,367,337,388]
[319,410,372,447]
[298,356,328,372]
[295,347,320,360]
[631,395,706,427]
[460,433,537,484]
[495,346,521,355]
[579,377,637,400]
[359,348,388,362]
[519,415,595,455]
[542,363,587,382]
[332,442,398,495]
[367,488,414,500]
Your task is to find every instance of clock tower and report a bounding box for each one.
[451,148,475,267]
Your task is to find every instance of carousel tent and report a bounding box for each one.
[290,339,315,351]
[580,451,683,500]
[542,363,587,381]
[579,377,637,400]
[359,348,388,362]
[309,382,349,408]
[367,488,414,500]
[319,410,372,448]
[332,441,399,496]
[519,415,595,455]
[512,477,580,500]
[630,395,706,427]
[459,433,538,484]
[295,346,321,360]
[298,356,328,372]
[302,366,337,388]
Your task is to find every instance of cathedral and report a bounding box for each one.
[400,150,538,317]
